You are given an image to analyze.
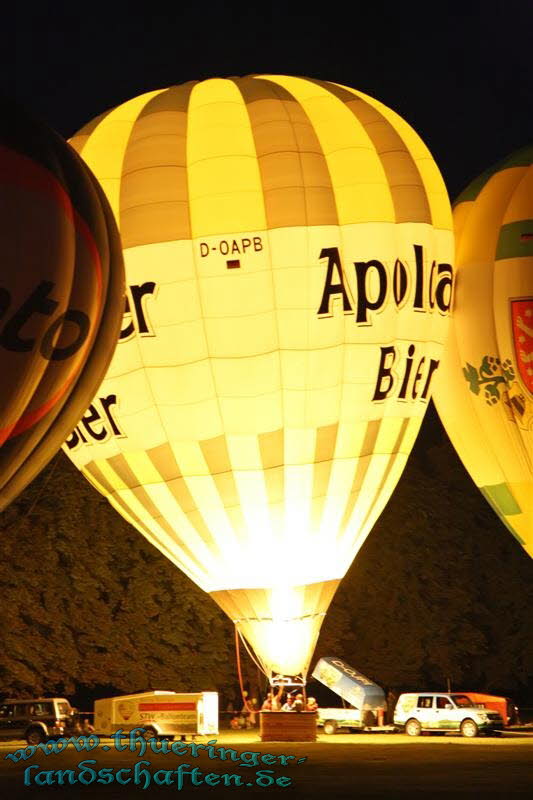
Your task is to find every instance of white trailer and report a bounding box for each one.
[312,657,389,733]
[94,691,218,739]
[317,706,364,735]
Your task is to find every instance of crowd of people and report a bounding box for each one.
[261,689,318,713]
[227,688,319,728]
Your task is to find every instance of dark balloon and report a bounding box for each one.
[0,101,124,509]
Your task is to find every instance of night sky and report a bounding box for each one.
[8,2,533,201]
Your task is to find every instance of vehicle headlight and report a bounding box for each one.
[477,714,488,721]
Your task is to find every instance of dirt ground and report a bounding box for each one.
[1,730,533,798]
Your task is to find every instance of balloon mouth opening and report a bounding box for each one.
[234,612,325,679]
[212,580,340,678]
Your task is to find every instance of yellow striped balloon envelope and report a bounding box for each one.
[63,76,454,681]
[434,146,533,557]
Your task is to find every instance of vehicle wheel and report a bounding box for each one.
[140,726,158,741]
[460,719,478,738]
[405,718,422,737]
[26,728,46,745]
[323,720,338,735]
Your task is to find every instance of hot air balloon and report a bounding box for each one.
[433,145,533,557]
[63,76,454,684]
[0,102,124,509]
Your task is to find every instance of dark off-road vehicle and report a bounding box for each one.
[0,698,75,745]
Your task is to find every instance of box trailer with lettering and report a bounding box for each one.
[94,691,218,739]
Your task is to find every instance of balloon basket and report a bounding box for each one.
[259,711,317,742]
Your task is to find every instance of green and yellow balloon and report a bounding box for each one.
[434,145,533,556]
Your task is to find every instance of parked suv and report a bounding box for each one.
[394,692,504,737]
[0,698,75,745]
